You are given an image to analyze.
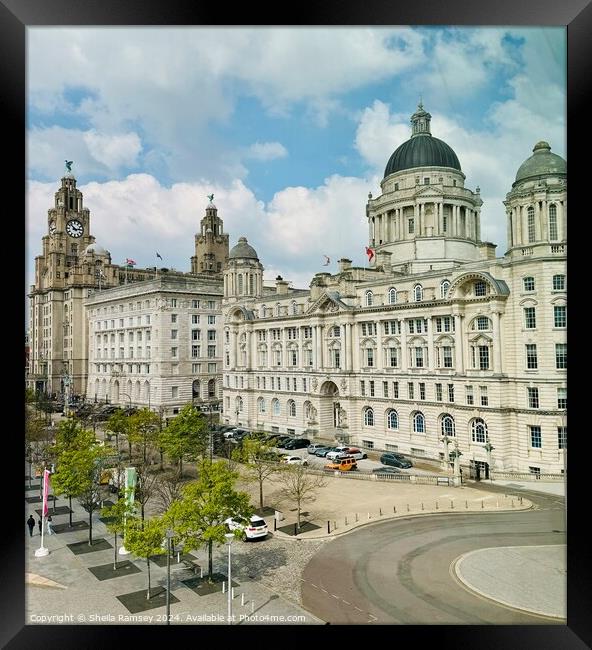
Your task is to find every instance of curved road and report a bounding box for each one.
[302,485,565,624]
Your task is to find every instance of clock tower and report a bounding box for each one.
[191,196,229,274]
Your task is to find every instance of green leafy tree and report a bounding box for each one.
[234,434,283,512]
[277,464,327,532]
[160,404,208,476]
[100,492,136,570]
[106,409,130,455]
[135,455,160,521]
[124,515,166,599]
[128,409,161,464]
[170,460,252,579]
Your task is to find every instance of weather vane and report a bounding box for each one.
[207,193,214,202]
[65,160,73,173]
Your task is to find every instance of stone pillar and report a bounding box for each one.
[420,203,425,236]
[426,316,434,370]
[541,200,548,241]
[400,318,408,371]
[376,320,383,371]
[230,329,237,368]
[491,311,502,374]
[475,210,481,241]
[454,314,464,373]
[506,211,512,248]
[346,323,354,371]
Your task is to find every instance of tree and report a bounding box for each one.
[100,493,136,570]
[154,469,184,513]
[160,404,208,476]
[234,434,283,512]
[106,409,130,456]
[277,464,327,532]
[127,409,160,464]
[124,515,166,600]
[134,454,160,521]
[169,460,252,579]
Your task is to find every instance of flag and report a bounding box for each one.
[42,469,51,517]
[156,252,163,260]
[125,258,136,266]
[323,255,330,266]
[124,467,137,509]
[365,246,375,262]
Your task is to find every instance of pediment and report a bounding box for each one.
[306,291,351,315]
[414,186,444,199]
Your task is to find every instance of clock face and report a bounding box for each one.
[66,219,83,238]
[49,221,56,235]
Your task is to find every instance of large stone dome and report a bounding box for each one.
[384,102,461,178]
[229,236,258,260]
[514,141,566,184]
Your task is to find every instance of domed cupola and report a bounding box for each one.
[513,141,566,186]
[84,242,108,257]
[224,236,263,300]
[384,102,461,178]
[229,236,259,260]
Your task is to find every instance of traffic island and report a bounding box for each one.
[277,521,321,536]
[88,561,142,581]
[116,587,180,614]
[67,538,112,555]
[52,521,89,534]
[181,572,238,596]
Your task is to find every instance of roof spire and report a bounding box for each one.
[410,101,431,138]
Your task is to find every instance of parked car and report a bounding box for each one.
[325,446,351,460]
[372,466,401,475]
[308,444,326,455]
[380,453,413,469]
[224,515,268,540]
[314,446,335,457]
[325,457,357,471]
[342,447,368,460]
[283,438,310,450]
[223,428,238,438]
[275,437,294,448]
[281,455,309,466]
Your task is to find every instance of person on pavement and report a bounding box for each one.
[27,515,35,537]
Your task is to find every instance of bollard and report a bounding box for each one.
[251,600,255,614]
[393,505,396,514]
[241,593,245,606]
[421,502,424,511]
[406,503,410,512]
[519,496,523,504]
[435,501,438,510]
[327,520,331,534]
[345,516,348,526]
[274,519,277,532]
[200,567,204,579]
[232,587,235,600]
[465,500,468,509]
[177,552,180,563]
[222,581,226,594]
[294,523,298,536]
[355,513,358,522]
[379,507,382,516]
[451,500,454,509]
[368,512,371,520]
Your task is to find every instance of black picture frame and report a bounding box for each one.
[9,1,589,647]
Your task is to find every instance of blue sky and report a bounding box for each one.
[26,26,566,291]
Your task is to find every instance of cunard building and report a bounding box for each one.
[221,104,567,475]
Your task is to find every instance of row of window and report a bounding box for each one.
[92,299,218,316]
[523,274,565,292]
[521,204,562,243]
[523,306,566,329]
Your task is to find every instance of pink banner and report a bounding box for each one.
[42,469,50,517]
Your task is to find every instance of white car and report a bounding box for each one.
[325,446,350,460]
[282,455,308,466]
[224,515,268,540]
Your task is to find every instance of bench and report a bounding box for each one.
[181,559,200,575]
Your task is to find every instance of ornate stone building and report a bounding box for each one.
[222,104,567,474]
[27,165,229,411]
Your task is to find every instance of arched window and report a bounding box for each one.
[386,409,398,430]
[527,206,535,243]
[363,407,374,426]
[260,305,266,318]
[276,303,281,316]
[236,396,243,412]
[238,274,244,295]
[257,397,266,413]
[471,418,488,443]
[208,378,216,398]
[365,290,374,307]
[441,415,455,437]
[272,398,280,416]
[440,280,450,299]
[548,204,558,240]
[249,274,254,295]
[414,284,423,302]
[523,276,535,292]
[287,399,296,417]
[192,379,200,399]
[291,301,298,315]
[388,287,397,304]
[474,316,491,331]
[413,412,425,433]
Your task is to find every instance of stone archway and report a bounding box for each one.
[318,380,343,432]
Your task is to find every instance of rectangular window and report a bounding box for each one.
[383,381,388,398]
[524,307,536,329]
[419,383,426,400]
[478,346,490,370]
[171,386,179,399]
[415,347,424,368]
[443,346,453,368]
[408,382,414,400]
[207,301,216,309]
[388,347,398,367]
[366,348,374,367]
[192,363,201,373]
[271,377,275,390]
[557,427,567,450]
[207,330,216,341]
[192,345,200,358]
[553,306,566,328]
[466,385,474,405]
[362,440,374,450]
[171,313,178,323]
[192,314,200,325]
[192,329,201,341]
[171,329,178,339]
[208,362,216,373]
[528,387,539,409]
[393,382,399,399]
[448,384,454,402]
[291,349,298,366]
[303,326,312,339]
[145,315,151,325]
[530,425,542,449]
[303,378,307,393]
[225,352,230,366]
[526,344,538,369]
[192,299,199,309]
[555,344,567,369]
[207,345,216,358]
[435,383,442,401]
[208,315,216,325]
[424,177,429,185]
[171,363,179,375]
[557,387,567,409]
[408,218,415,234]
[553,275,565,291]
[369,380,375,397]
[171,347,178,358]
[360,380,366,397]
[480,386,488,406]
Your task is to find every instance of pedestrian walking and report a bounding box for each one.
[47,516,54,535]
[27,515,35,537]
[38,518,42,535]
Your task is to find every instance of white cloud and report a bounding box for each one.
[82,130,142,169]
[246,142,288,162]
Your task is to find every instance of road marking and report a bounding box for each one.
[354,606,363,612]
[331,594,339,599]
[320,588,328,593]
[310,583,318,589]
[342,600,351,605]
[368,614,377,622]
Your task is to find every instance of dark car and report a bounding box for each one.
[380,453,413,469]
[314,446,334,457]
[372,466,401,475]
[283,438,310,450]
[275,437,294,448]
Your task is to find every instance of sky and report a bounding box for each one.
[26,26,566,294]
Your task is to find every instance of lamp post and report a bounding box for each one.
[165,528,174,625]
[225,532,234,624]
[450,439,463,487]
[442,434,451,472]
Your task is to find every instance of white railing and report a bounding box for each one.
[490,471,564,482]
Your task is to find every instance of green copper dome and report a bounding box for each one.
[514,141,566,184]
[229,236,259,260]
[384,102,461,178]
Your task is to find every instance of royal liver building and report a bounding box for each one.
[222,103,567,475]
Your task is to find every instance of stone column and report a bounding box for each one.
[346,323,354,371]
[230,329,237,368]
[491,311,502,374]
[420,203,425,236]
[400,318,408,371]
[506,211,513,248]
[475,210,481,241]
[454,313,464,373]
[426,317,434,370]
[517,205,523,244]
[376,320,383,371]
[541,200,548,241]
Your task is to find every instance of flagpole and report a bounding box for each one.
[35,469,49,557]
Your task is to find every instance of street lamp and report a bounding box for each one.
[441,434,451,472]
[450,439,463,487]
[484,442,495,481]
[225,532,234,624]
[165,528,174,625]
